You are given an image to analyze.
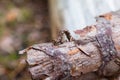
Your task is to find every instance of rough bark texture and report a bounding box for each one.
[19,10,120,80]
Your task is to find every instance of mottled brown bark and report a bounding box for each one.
[19,10,120,80]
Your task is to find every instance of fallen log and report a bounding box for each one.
[19,10,120,80]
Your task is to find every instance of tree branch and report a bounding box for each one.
[19,10,120,80]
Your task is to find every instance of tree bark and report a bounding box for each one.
[19,10,120,80]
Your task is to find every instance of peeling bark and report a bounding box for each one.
[19,10,120,80]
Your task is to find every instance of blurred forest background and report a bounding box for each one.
[0,0,50,80]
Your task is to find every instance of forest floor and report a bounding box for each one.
[0,0,50,80]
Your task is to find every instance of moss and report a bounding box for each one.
[0,24,5,37]
[0,52,19,64]
[20,8,32,22]
[0,12,4,17]
[6,19,17,27]
[6,2,15,10]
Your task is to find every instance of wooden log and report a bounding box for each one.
[19,11,120,80]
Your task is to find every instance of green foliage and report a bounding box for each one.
[0,52,19,65]
[20,8,33,22]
